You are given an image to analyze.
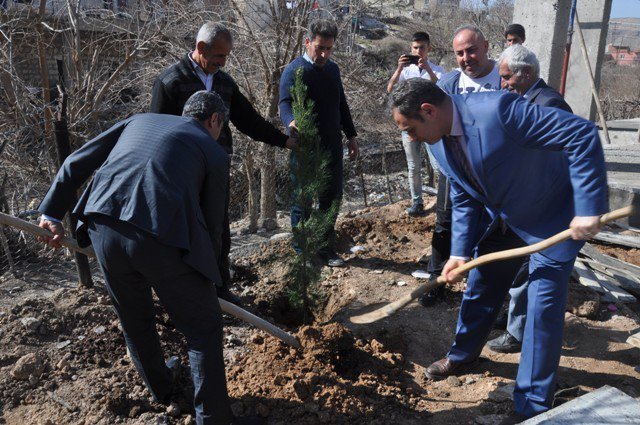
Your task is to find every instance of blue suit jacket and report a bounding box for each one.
[39,113,230,284]
[429,92,608,261]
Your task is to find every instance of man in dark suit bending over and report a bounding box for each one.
[38,91,259,425]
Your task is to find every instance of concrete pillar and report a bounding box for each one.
[513,0,571,91]
[564,0,612,120]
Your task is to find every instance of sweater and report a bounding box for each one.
[279,56,357,149]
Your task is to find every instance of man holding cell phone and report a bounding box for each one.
[387,31,445,217]
[387,32,445,91]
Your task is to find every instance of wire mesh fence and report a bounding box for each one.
[0,149,97,294]
[226,133,437,224]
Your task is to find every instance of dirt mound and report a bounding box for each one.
[227,323,428,424]
[0,288,177,424]
[337,202,436,263]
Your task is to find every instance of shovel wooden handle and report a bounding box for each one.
[0,212,301,349]
[350,206,635,324]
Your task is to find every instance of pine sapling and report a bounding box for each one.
[286,68,338,323]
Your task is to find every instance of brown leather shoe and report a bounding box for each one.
[425,357,479,381]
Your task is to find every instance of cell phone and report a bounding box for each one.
[405,55,420,65]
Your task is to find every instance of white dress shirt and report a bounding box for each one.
[189,52,216,91]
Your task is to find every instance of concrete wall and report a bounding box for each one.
[514,0,613,120]
[513,0,571,91]
[564,0,613,120]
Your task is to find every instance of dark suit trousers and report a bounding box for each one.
[427,171,452,276]
[87,215,233,425]
[220,185,231,285]
[289,146,343,256]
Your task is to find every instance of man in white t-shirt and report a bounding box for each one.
[420,25,502,307]
[387,32,446,216]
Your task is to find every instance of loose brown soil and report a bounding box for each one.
[1,198,639,424]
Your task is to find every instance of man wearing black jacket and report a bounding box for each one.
[151,22,295,303]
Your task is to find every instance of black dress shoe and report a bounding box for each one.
[216,285,244,307]
[487,331,522,353]
[418,286,444,307]
[425,357,479,380]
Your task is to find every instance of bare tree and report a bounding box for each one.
[600,61,640,120]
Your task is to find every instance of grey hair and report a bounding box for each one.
[308,19,338,41]
[453,24,486,42]
[388,79,447,120]
[196,22,232,48]
[499,44,540,78]
[183,90,229,123]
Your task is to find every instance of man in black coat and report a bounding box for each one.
[486,43,573,354]
[38,91,258,425]
[151,22,295,302]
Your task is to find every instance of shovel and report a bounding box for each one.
[350,205,636,324]
[0,212,301,349]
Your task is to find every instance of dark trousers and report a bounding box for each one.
[427,171,452,276]
[87,215,233,425]
[447,224,575,417]
[290,147,343,256]
[220,185,231,285]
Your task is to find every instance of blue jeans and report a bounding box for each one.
[506,260,531,341]
[402,132,423,205]
[88,215,233,425]
[401,132,437,205]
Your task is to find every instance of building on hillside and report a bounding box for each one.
[412,0,459,13]
[608,45,640,66]
[608,19,640,51]
[1,0,142,18]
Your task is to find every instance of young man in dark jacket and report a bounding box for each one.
[279,19,358,267]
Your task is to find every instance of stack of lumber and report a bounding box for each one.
[592,223,640,249]
[573,242,640,304]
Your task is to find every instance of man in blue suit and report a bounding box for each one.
[487,44,574,354]
[38,91,260,425]
[389,79,607,419]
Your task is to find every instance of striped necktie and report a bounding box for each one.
[445,135,484,194]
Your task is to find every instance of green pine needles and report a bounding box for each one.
[286,67,339,323]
